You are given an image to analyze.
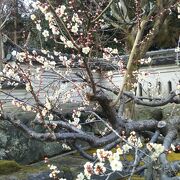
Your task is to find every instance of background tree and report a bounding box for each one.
[0,0,13,70]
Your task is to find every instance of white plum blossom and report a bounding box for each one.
[11,50,17,56]
[84,162,93,179]
[72,13,82,24]
[36,56,46,64]
[71,23,79,33]
[96,149,112,162]
[30,14,36,21]
[42,108,48,116]
[140,58,145,64]
[39,4,48,13]
[146,143,165,161]
[43,61,51,70]
[48,114,54,121]
[62,143,71,150]
[26,105,32,112]
[69,117,81,129]
[110,160,123,171]
[94,162,106,175]
[113,38,118,43]
[67,23,71,29]
[177,7,180,19]
[107,71,113,77]
[66,40,74,48]
[103,47,112,53]
[31,1,40,10]
[72,110,81,118]
[45,12,53,21]
[48,164,60,178]
[25,83,31,92]
[147,57,152,63]
[116,147,123,155]
[15,52,26,62]
[36,23,42,31]
[49,165,57,170]
[103,47,119,58]
[103,53,111,60]
[42,30,50,38]
[60,5,66,15]
[76,172,85,180]
[171,144,176,151]
[108,152,120,162]
[45,98,52,110]
[41,49,48,54]
[122,144,132,153]
[52,27,60,35]
[111,48,118,54]
[53,50,59,56]
[42,60,56,70]
[176,84,180,95]
[82,47,90,54]
[55,5,66,17]
[175,46,180,53]
[32,50,37,55]
[60,35,66,42]
[127,132,143,148]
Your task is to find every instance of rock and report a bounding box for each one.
[0,131,8,147]
[0,176,18,180]
[0,149,7,160]
[27,172,51,180]
[162,104,180,119]
[135,105,180,121]
[135,106,163,120]
[0,108,64,164]
[43,142,63,157]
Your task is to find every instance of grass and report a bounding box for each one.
[0,160,48,178]
[167,152,180,161]
[0,160,21,175]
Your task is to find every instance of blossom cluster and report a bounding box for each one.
[139,57,152,64]
[30,0,121,60]
[31,1,84,51]
[1,63,22,86]
[48,164,61,178]
[69,109,82,129]
[77,148,123,179]
[44,157,62,179]
[12,99,34,112]
[103,47,119,60]
[146,143,165,161]
[127,131,143,148]
[62,143,71,150]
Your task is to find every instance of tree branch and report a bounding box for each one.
[123,91,179,107]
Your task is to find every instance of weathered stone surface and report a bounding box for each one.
[0,108,64,164]
[0,149,6,160]
[27,172,51,180]
[0,131,8,147]
[43,142,64,157]
[135,105,180,121]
